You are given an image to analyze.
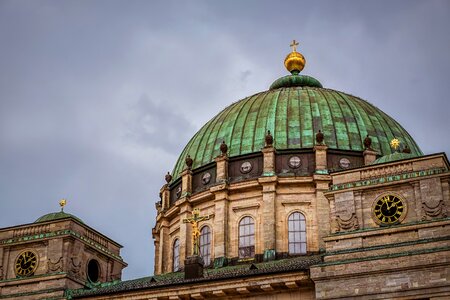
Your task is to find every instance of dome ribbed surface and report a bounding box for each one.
[371,152,416,165]
[35,211,84,224]
[172,86,422,179]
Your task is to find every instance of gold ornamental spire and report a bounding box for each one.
[284,39,306,75]
[59,199,67,211]
[390,138,401,151]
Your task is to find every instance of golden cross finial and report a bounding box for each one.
[290,40,299,52]
[183,208,213,256]
[390,138,401,151]
[59,199,67,211]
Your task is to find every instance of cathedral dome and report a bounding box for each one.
[35,211,84,224]
[171,44,422,180]
[34,199,84,224]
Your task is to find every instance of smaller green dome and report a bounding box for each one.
[270,74,322,90]
[371,152,417,165]
[35,211,84,224]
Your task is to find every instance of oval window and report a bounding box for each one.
[240,161,252,174]
[87,259,100,283]
[288,156,301,169]
[202,172,211,185]
[339,158,351,169]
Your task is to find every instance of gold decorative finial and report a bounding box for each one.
[390,138,401,151]
[59,199,67,211]
[284,40,306,75]
[290,39,299,52]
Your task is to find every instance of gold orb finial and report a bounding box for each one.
[284,39,306,75]
[59,199,67,211]
[390,138,401,151]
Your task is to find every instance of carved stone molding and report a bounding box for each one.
[0,265,3,280]
[335,213,359,232]
[422,200,447,220]
[69,257,82,276]
[232,204,260,212]
[47,256,63,273]
[360,162,413,179]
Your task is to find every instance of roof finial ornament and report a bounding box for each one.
[185,155,193,170]
[364,134,372,150]
[265,130,274,147]
[402,144,411,154]
[316,130,324,145]
[284,39,306,75]
[165,172,172,184]
[220,141,228,156]
[290,39,299,52]
[390,138,401,152]
[59,199,67,212]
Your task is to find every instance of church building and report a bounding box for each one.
[1,42,449,299]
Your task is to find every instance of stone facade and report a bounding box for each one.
[0,216,126,299]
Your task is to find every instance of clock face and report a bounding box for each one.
[373,194,406,225]
[15,250,38,277]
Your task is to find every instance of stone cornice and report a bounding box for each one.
[0,229,125,263]
[328,168,448,192]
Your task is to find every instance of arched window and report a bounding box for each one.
[199,226,211,266]
[173,238,180,271]
[238,216,255,259]
[288,212,306,254]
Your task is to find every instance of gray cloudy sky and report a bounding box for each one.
[1,0,449,280]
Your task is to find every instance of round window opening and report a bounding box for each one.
[288,156,301,169]
[339,158,351,169]
[176,186,182,199]
[202,172,211,185]
[240,161,252,174]
[87,259,100,283]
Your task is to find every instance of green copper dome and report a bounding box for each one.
[35,211,84,224]
[172,80,422,180]
[371,152,416,165]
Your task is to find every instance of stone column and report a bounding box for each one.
[158,220,169,274]
[262,146,276,176]
[160,184,170,210]
[354,191,363,229]
[178,201,192,269]
[211,183,229,268]
[363,149,378,165]
[412,181,423,220]
[215,154,229,183]
[259,176,277,261]
[180,169,193,198]
[314,144,328,173]
[313,175,332,250]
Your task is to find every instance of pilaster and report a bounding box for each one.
[180,169,193,197]
[314,174,332,250]
[314,144,328,173]
[158,220,169,274]
[178,202,192,269]
[262,146,276,176]
[160,184,170,210]
[215,155,229,183]
[363,149,378,165]
[258,176,277,260]
[211,183,229,267]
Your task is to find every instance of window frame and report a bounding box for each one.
[199,225,212,267]
[238,216,255,259]
[172,238,180,271]
[287,211,307,255]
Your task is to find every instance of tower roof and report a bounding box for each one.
[34,211,84,224]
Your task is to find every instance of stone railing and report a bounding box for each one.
[84,229,108,248]
[13,224,51,238]
[360,162,413,179]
